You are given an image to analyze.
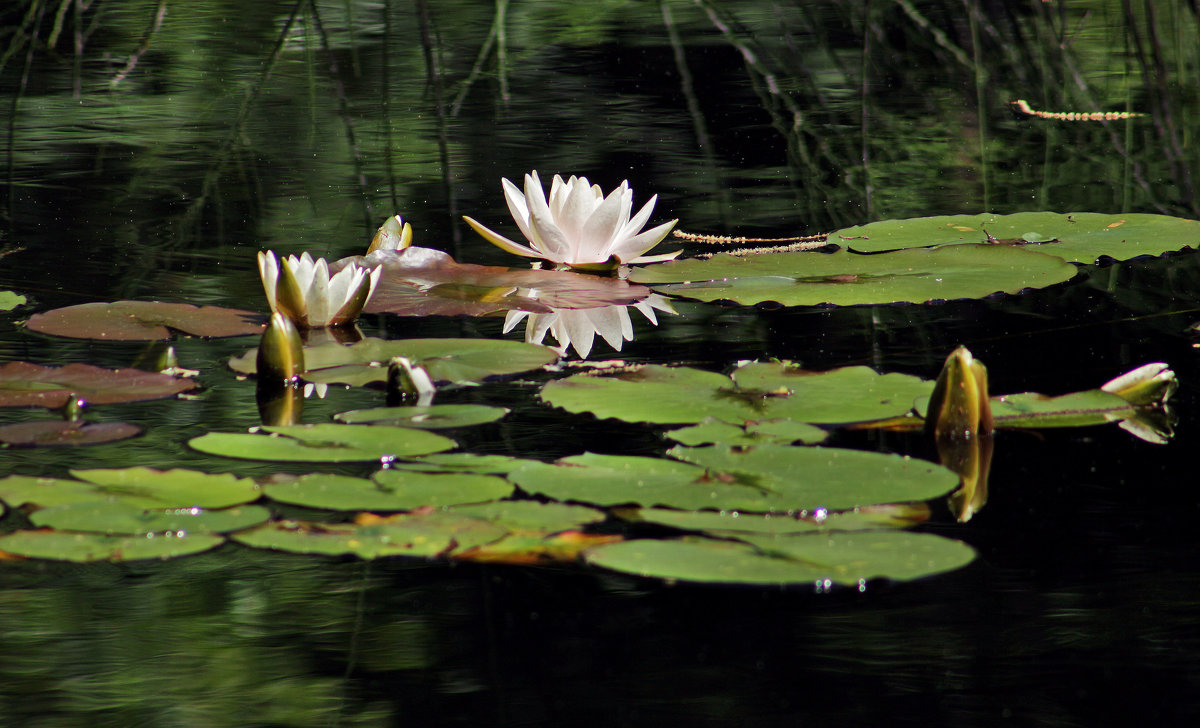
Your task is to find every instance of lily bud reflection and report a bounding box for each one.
[256,312,305,384]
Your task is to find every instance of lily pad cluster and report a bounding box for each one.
[633,212,1200,307]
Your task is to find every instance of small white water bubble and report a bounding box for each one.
[812,507,829,524]
[858,579,867,593]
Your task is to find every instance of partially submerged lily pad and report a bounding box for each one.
[232,511,508,559]
[383,453,536,475]
[189,424,456,463]
[585,530,975,586]
[0,420,141,447]
[230,337,559,386]
[0,361,197,408]
[25,301,266,340]
[0,529,224,562]
[0,290,25,311]
[665,417,828,446]
[829,211,1200,263]
[627,502,931,534]
[540,363,932,425]
[30,502,270,535]
[334,404,509,429]
[631,244,1077,306]
[261,470,513,511]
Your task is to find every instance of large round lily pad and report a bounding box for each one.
[0,420,142,447]
[631,244,1077,306]
[0,361,197,408]
[0,529,224,562]
[829,211,1200,263]
[229,337,559,386]
[25,301,266,340]
[261,470,513,511]
[189,424,456,463]
[69,467,263,509]
[667,444,959,511]
[540,363,931,426]
[585,531,975,586]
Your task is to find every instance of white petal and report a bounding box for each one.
[257,251,280,313]
[502,309,529,334]
[627,249,683,264]
[619,193,657,240]
[463,216,544,259]
[305,257,332,326]
[558,311,597,359]
[502,177,537,245]
[525,174,573,262]
[612,218,678,263]
[579,185,629,262]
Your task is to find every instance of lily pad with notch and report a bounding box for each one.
[631,244,1077,307]
[334,404,509,429]
[0,361,197,408]
[25,300,266,340]
[261,470,513,511]
[0,420,142,447]
[232,511,508,559]
[830,211,1200,263]
[189,423,456,463]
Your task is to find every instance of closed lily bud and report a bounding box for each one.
[256,312,305,383]
[925,346,993,439]
[368,215,414,253]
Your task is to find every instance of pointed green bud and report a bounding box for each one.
[925,346,992,439]
[256,312,305,383]
[368,215,414,253]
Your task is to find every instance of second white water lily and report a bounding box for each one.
[463,171,679,269]
[258,250,381,328]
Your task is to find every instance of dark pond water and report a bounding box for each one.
[3,1,1200,724]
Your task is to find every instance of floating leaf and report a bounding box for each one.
[626,503,931,535]
[30,502,270,535]
[988,390,1138,428]
[345,247,655,316]
[0,529,224,562]
[540,363,931,426]
[334,404,509,429]
[0,362,197,408]
[232,511,507,559]
[829,211,1200,263]
[449,501,606,532]
[0,420,141,447]
[189,424,455,463]
[384,453,536,475]
[667,444,959,510]
[666,417,828,446]
[262,470,512,511]
[454,530,622,564]
[70,467,262,508]
[0,474,116,510]
[25,301,266,340]
[0,291,25,311]
[631,244,1077,306]
[585,531,974,586]
[229,337,559,387]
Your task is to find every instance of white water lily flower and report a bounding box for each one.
[463,171,680,269]
[504,295,677,359]
[258,250,381,328]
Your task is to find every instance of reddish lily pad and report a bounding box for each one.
[340,247,654,316]
[0,420,142,447]
[25,301,266,341]
[0,362,197,408]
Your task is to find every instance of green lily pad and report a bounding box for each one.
[627,502,931,534]
[262,470,513,511]
[540,363,931,426]
[666,417,828,446]
[0,290,25,311]
[631,244,1077,306]
[24,300,266,340]
[189,424,455,463]
[0,474,120,510]
[0,529,224,562]
[69,467,262,508]
[30,502,270,535]
[988,389,1138,428]
[585,531,975,586]
[232,512,507,559]
[829,211,1200,263]
[229,337,559,386]
[667,444,959,511]
[334,404,509,429]
[0,361,197,408]
[449,501,607,532]
[384,453,536,474]
[0,420,142,447]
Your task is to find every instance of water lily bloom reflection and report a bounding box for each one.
[258,250,381,328]
[504,295,677,359]
[463,171,680,269]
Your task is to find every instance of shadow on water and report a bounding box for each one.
[3,0,1200,724]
